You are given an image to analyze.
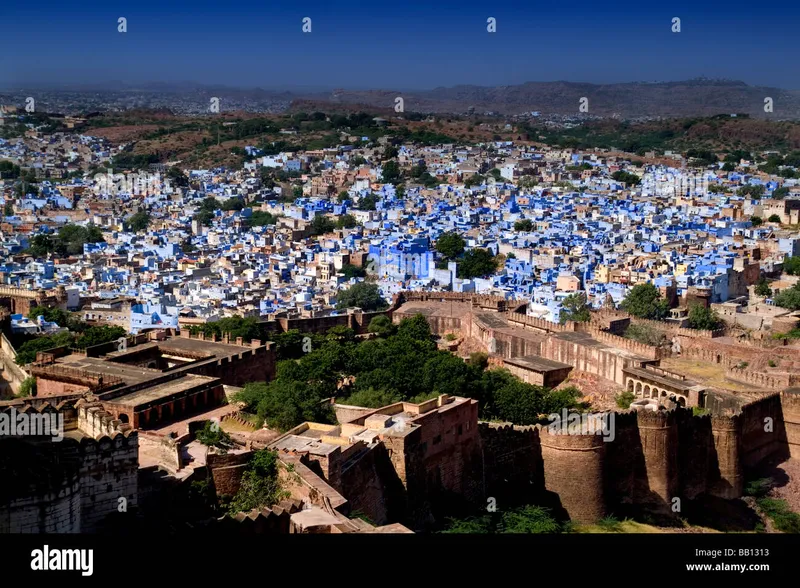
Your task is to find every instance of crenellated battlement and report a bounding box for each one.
[76,396,136,440]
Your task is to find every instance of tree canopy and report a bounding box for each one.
[336,282,388,311]
[620,283,670,320]
[457,248,498,279]
[234,314,584,434]
[559,293,591,324]
[435,232,465,260]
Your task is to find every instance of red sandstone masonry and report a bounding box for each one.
[781,391,800,459]
[725,367,800,390]
[538,425,606,523]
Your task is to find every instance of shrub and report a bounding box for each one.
[195,421,235,454]
[623,324,666,346]
[18,376,36,397]
[227,449,288,515]
[615,390,635,409]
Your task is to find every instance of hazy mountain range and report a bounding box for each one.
[4,79,800,119]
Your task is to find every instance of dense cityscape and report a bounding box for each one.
[1,1,798,578]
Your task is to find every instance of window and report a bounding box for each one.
[433,434,441,445]
[457,424,463,435]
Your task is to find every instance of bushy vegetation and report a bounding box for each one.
[25,224,105,258]
[745,478,800,533]
[14,325,126,365]
[18,377,36,398]
[623,323,666,346]
[195,421,235,454]
[226,449,288,515]
[234,315,585,433]
[188,315,264,343]
[773,283,800,311]
[336,282,389,311]
[559,293,591,324]
[686,303,722,330]
[620,283,670,320]
[457,248,498,279]
[615,390,635,409]
[441,505,565,534]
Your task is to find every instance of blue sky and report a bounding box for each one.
[1,0,798,90]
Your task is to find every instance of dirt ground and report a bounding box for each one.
[760,457,800,514]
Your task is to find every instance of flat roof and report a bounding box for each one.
[105,374,218,408]
[58,355,161,386]
[623,366,695,391]
[271,434,341,456]
[504,355,573,372]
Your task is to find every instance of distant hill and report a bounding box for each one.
[308,79,800,119]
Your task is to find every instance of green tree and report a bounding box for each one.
[356,192,378,211]
[623,324,666,346]
[559,293,591,324]
[18,377,36,398]
[221,198,245,211]
[754,279,772,297]
[773,186,790,199]
[784,256,800,276]
[339,263,366,279]
[195,421,235,454]
[341,387,401,408]
[128,211,151,232]
[335,214,358,229]
[15,331,74,365]
[248,211,278,227]
[227,449,288,514]
[774,284,800,310]
[768,214,782,223]
[457,248,498,279]
[166,166,189,188]
[74,326,127,349]
[435,232,465,260]
[381,160,402,184]
[737,184,765,199]
[615,390,635,409]
[611,171,641,186]
[336,282,388,311]
[442,505,563,534]
[367,314,396,337]
[25,234,55,257]
[620,283,670,320]
[751,216,763,226]
[514,219,533,231]
[687,303,721,330]
[309,215,335,236]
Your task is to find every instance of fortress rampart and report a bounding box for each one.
[476,392,790,523]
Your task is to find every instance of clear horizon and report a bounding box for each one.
[2,0,798,90]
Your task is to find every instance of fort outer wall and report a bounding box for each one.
[0,399,138,532]
[782,389,800,459]
[474,393,790,524]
